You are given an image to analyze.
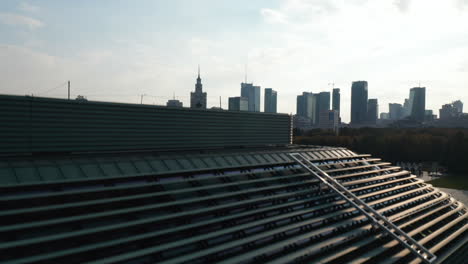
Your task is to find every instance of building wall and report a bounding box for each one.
[0,95,291,154]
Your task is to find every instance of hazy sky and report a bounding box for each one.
[1,0,468,122]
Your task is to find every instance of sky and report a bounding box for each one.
[1,0,468,122]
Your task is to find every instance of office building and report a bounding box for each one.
[264,88,277,113]
[439,104,456,120]
[402,98,410,118]
[367,99,378,125]
[332,88,340,120]
[318,110,339,130]
[380,113,390,120]
[425,110,435,122]
[293,115,313,130]
[452,100,463,114]
[166,99,183,107]
[241,83,260,112]
[351,81,368,125]
[296,92,314,119]
[315,92,331,125]
[190,67,207,109]
[228,96,248,111]
[389,103,403,120]
[439,100,464,120]
[408,87,426,122]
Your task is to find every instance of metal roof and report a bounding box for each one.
[0,146,466,263]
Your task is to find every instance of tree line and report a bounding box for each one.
[294,128,468,173]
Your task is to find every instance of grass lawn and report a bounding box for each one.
[427,174,468,191]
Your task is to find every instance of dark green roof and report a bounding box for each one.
[1,146,466,263]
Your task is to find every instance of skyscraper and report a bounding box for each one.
[389,103,403,120]
[440,104,455,120]
[190,66,207,109]
[228,97,248,111]
[241,83,260,112]
[367,99,378,125]
[439,100,463,120]
[452,100,463,114]
[332,88,340,120]
[296,92,313,118]
[408,87,426,122]
[264,88,277,113]
[351,81,368,125]
[314,92,330,126]
[402,98,410,118]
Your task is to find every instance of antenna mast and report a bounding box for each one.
[244,62,248,83]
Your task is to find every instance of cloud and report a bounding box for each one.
[19,2,40,13]
[260,8,288,24]
[457,0,468,10]
[394,0,411,13]
[0,13,44,29]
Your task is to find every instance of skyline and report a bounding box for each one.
[1,0,468,122]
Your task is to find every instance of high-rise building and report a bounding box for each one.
[293,115,313,130]
[439,104,455,120]
[380,113,390,120]
[452,100,463,114]
[424,110,435,122]
[296,94,306,117]
[314,92,330,126]
[318,110,339,130]
[228,97,248,111]
[351,81,368,125]
[190,66,207,109]
[367,99,378,125]
[402,98,410,118]
[439,100,463,120]
[408,87,426,122]
[166,99,183,107]
[389,103,403,120]
[264,88,277,113]
[332,88,340,120]
[241,83,260,112]
[296,92,314,118]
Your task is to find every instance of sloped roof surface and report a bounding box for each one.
[0,146,466,263]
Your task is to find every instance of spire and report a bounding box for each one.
[195,65,202,92]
